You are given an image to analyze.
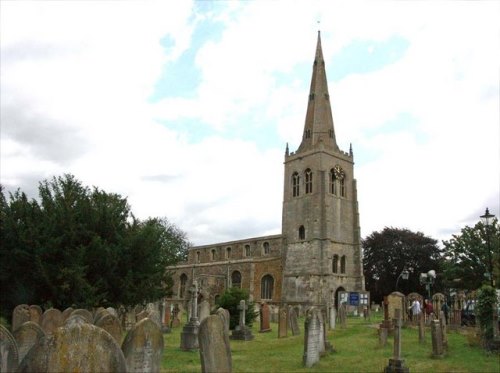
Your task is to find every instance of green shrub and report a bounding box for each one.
[476,285,496,349]
[215,287,256,329]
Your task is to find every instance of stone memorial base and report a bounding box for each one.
[230,326,254,341]
[180,322,199,351]
[384,358,409,373]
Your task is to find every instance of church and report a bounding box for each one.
[166,32,365,312]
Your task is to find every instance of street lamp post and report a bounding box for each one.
[419,270,436,300]
[480,208,495,287]
[395,269,409,292]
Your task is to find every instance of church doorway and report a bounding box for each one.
[334,287,345,309]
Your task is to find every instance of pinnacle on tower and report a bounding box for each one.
[297,31,339,153]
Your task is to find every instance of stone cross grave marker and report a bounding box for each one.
[278,307,288,338]
[383,308,409,373]
[230,300,254,340]
[303,308,321,368]
[198,315,232,373]
[18,318,127,372]
[259,303,271,333]
[288,306,300,336]
[0,324,19,373]
[122,318,164,373]
[12,321,45,364]
[238,300,247,329]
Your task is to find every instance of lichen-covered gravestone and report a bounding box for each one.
[216,308,230,337]
[17,317,127,372]
[198,315,232,373]
[12,304,31,332]
[71,309,93,324]
[303,308,321,368]
[288,306,300,336]
[0,324,19,372]
[61,307,74,322]
[12,321,45,364]
[121,318,164,373]
[96,313,123,344]
[40,308,63,335]
[28,305,43,325]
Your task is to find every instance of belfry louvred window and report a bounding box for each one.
[305,169,313,194]
[292,172,300,197]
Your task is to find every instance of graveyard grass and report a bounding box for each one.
[161,312,499,372]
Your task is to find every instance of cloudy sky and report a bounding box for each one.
[1,1,499,246]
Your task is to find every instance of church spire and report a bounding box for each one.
[297,31,339,153]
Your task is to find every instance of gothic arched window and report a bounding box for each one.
[245,244,251,257]
[305,168,313,194]
[211,249,216,261]
[332,255,339,274]
[231,271,241,288]
[299,225,305,240]
[329,169,337,195]
[226,247,231,259]
[261,275,274,300]
[340,255,346,274]
[292,172,300,197]
[340,178,346,197]
[179,274,188,298]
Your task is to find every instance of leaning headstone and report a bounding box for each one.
[122,318,164,373]
[216,307,230,337]
[303,308,321,368]
[28,305,43,325]
[198,300,211,324]
[18,319,127,372]
[40,308,63,335]
[0,324,19,372]
[384,309,409,373]
[71,308,93,324]
[259,303,272,333]
[12,304,31,332]
[230,300,254,341]
[288,306,300,336]
[96,314,123,344]
[180,281,200,351]
[278,307,288,338]
[12,321,45,364]
[198,315,232,373]
[431,319,444,358]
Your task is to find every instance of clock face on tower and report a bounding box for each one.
[334,165,345,179]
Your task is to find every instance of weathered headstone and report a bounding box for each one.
[96,314,123,344]
[40,308,63,335]
[230,300,254,341]
[171,304,181,328]
[198,315,232,373]
[12,304,31,332]
[216,307,230,337]
[124,308,136,331]
[12,321,45,364]
[0,324,19,372]
[338,303,347,328]
[378,326,388,347]
[329,305,336,330]
[431,319,444,358]
[122,318,164,373]
[28,305,43,325]
[136,310,149,323]
[64,313,89,326]
[288,306,300,336]
[180,281,200,351]
[61,307,74,322]
[72,308,93,324]
[259,303,271,333]
[439,311,448,350]
[278,307,288,338]
[198,299,211,324]
[387,292,405,322]
[94,308,110,325]
[303,308,321,368]
[106,307,118,319]
[18,320,127,372]
[384,309,409,373]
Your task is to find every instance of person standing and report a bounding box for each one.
[410,299,421,322]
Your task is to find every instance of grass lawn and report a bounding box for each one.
[161,312,499,372]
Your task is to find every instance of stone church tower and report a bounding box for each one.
[281,31,364,306]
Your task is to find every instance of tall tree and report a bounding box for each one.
[362,227,443,303]
[442,219,499,290]
[0,175,190,319]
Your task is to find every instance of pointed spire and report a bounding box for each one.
[297,31,339,153]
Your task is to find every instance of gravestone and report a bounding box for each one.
[378,326,388,347]
[18,319,127,372]
[278,307,288,338]
[13,321,45,364]
[40,308,63,335]
[329,305,336,330]
[216,307,230,337]
[320,308,334,353]
[431,319,444,358]
[64,314,89,326]
[136,310,149,323]
[12,304,31,332]
[439,311,448,350]
[61,307,74,322]
[384,309,409,373]
[94,308,110,325]
[198,300,211,324]
[198,315,232,373]
[164,305,171,328]
[303,308,321,368]
[180,281,200,351]
[318,309,326,356]
[106,307,118,318]
[28,305,43,325]
[124,308,136,331]
[379,297,393,332]
[72,308,93,324]
[338,303,347,328]
[259,303,271,333]
[0,324,19,372]
[171,304,181,328]
[230,300,254,341]
[96,314,123,344]
[387,292,405,322]
[122,318,164,373]
[288,306,300,336]
[432,293,446,317]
